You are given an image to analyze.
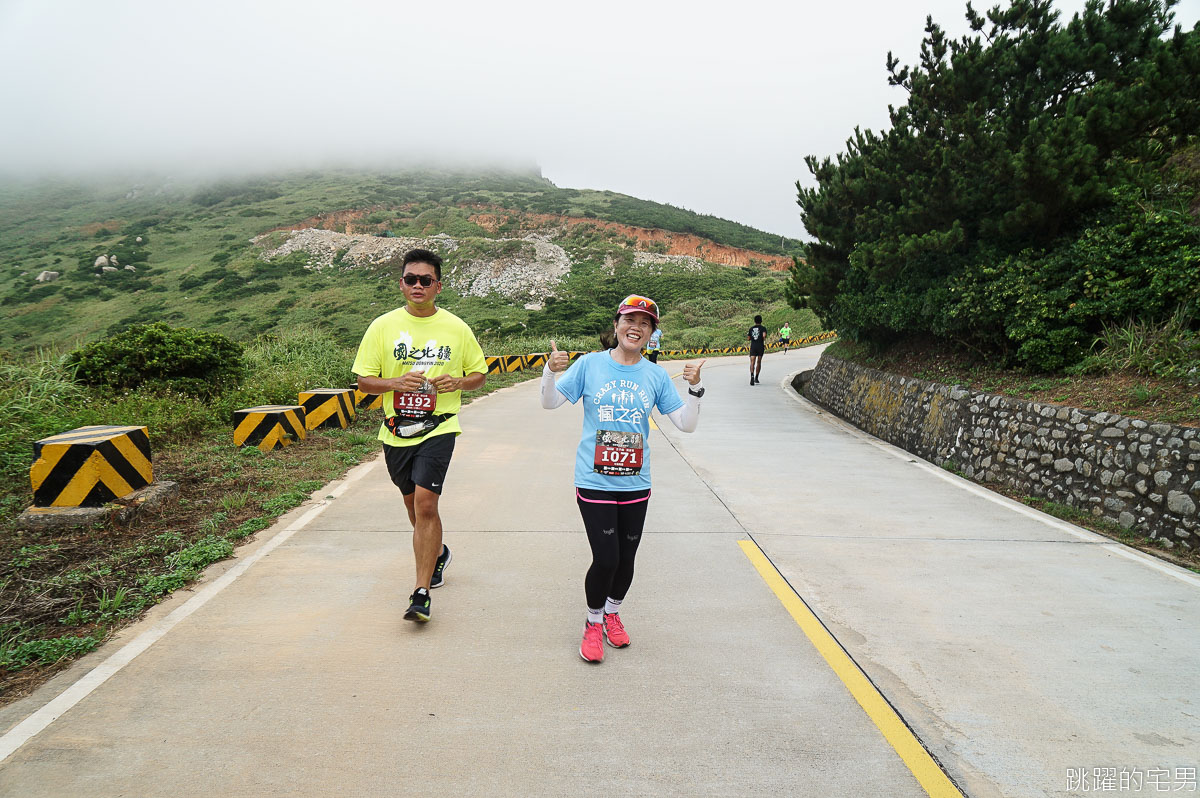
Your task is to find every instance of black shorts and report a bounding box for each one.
[750,346,765,357]
[383,433,456,496]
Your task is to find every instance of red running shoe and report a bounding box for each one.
[603,613,630,648]
[579,622,604,663]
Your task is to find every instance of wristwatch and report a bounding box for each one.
[688,386,705,398]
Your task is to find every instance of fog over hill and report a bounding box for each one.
[7,0,1193,238]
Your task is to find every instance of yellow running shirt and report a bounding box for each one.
[352,307,487,447]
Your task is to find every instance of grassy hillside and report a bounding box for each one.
[0,168,809,355]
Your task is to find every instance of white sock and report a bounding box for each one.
[604,598,622,616]
[587,608,603,625]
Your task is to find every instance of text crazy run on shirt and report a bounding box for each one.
[554,351,685,491]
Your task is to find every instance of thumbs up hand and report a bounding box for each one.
[683,359,705,386]
[548,339,570,373]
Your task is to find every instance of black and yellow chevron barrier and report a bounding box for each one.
[486,355,526,374]
[479,332,836,376]
[351,386,383,411]
[233,405,307,451]
[486,352,585,374]
[30,425,152,507]
[299,389,356,430]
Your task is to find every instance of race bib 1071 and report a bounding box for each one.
[593,429,643,476]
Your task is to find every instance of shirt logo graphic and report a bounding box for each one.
[393,335,451,365]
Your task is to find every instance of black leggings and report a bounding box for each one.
[576,488,650,610]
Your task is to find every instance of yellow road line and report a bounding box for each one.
[737,539,963,798]
[648,415,659,431]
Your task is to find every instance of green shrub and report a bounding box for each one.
[934,189,1200,370]
[66,322,245,397]
[1073,307,1200,381]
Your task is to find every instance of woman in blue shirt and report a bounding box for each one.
[541,295,704,663]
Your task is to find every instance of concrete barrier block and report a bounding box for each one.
[234,405,306,451]
[299,389,356,430]
[30,425,152,507]
[351,385,383,411]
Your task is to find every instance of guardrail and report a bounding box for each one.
[482,330,837,374]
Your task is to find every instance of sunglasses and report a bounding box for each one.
[403,274,438,287]
[620,294,658,317]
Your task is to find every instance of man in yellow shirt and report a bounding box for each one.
[352,249,487,623]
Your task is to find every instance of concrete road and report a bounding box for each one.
[1,345,1197,797]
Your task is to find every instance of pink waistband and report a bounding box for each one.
[576,489,652,505]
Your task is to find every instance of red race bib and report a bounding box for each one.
[394,390,435,419]
[593,430,644,476]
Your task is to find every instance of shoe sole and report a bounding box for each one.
[404,607,431,622]
[604,634,630,649]
[430,546,452,589]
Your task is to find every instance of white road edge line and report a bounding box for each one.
[781,373,1200,589]
[0,457,380,764]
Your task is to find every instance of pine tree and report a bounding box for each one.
[791,0,1199,360]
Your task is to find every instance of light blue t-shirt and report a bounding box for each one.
[648,329,662,351]
[555,351,685,491]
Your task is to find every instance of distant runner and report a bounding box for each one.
[352,248,487,624]
[779,322,792,353]
[541,294,704,663]
[646,326,663,363]
[747,314,769,385]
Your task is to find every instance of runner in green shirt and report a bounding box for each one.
[352,248,487,623]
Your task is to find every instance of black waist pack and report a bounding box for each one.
[384,413,455,440]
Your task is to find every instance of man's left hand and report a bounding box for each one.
[430,375,460,393]
[683,360,705,386]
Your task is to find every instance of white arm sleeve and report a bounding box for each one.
[540,364,568,409]
[664,380,702,433]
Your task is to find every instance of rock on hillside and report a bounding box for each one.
[470,209,793,270]
[632,251,705,273]
[253,228,572,304]
[449,237,571,307]
[253,228,450,270]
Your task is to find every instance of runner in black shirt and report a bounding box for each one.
[747,314,768,385]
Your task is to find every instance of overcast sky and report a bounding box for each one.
[1,0,1196,238]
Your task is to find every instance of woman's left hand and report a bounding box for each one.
[683,360,705,386]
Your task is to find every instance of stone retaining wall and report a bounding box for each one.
[801,353,1199,551]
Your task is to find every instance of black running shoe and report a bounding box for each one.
[405,588,431,622]
[430,544,452,589]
